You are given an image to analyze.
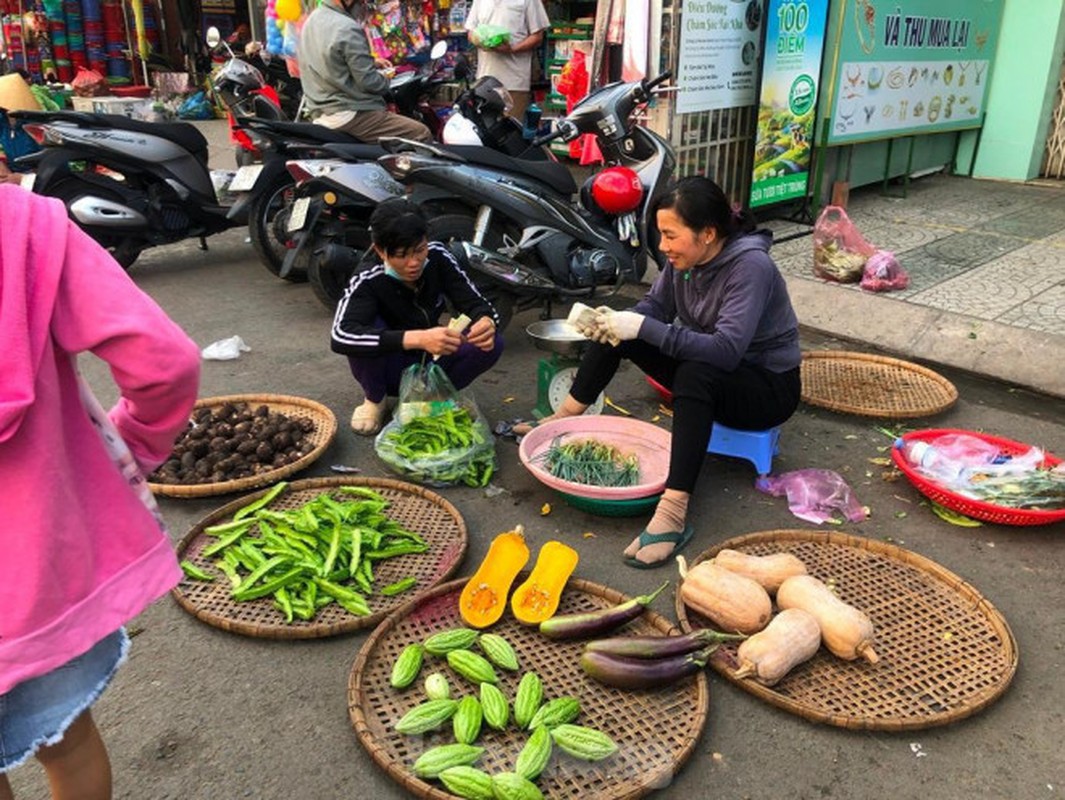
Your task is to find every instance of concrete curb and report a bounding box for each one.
[784,276,1065,400]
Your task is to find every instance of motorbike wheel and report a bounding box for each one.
[307,244,372,310]
[47,177,142,269]
[248,174,309,282]
[427,213,516,331]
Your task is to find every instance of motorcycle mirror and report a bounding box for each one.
[454,57,472,82]
[205,26,222,48]
[429,40,447,60]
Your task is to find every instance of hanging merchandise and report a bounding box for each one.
[264,0,283,56]
[366,0,429,63]
[64,0,87,71]
[128,0,147,61]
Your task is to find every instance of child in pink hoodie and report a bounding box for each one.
[0,185,201,799]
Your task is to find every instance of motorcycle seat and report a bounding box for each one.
[97,114,210,164]
[255,120,363,144]
[442,144,577,196]
[322,143,388,161]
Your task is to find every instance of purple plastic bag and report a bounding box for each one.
[755,469,868,525]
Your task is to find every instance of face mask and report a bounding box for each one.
[384,265,404,281]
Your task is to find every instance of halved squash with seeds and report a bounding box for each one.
[510,541,579,625]
[459,527,531,628]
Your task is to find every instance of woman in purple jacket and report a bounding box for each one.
[532,176,801,568]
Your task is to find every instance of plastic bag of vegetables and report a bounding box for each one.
[374,362,496,488]
[812,205,876,283]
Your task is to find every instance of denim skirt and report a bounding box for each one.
[0,628,128,771]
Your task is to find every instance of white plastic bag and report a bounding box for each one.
[201,335,251,361]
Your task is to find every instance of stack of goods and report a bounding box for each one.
[79,0,108,77]
[1,3,26,74]
[47,1,73,82]
[64,0,88,71]
[101,0,128,80]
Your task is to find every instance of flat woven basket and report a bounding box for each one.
[800,351,958,419]
[172,477,468,639]
[350,578,709,800]
[148,394,338,498]
[675,530,1017,731]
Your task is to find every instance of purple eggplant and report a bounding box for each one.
[580,644,717,690]
[583,627,746,659]
[538,581,669,640]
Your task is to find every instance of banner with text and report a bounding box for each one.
[750,0,829,208]
[827,0,1004,144]
[676,0,765,114]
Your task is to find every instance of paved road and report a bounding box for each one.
[9,229,1064,800]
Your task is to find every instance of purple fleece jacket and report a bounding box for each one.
[633,230,801,373]
[0,186,201,695]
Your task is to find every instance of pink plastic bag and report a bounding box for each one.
[812,205,876,283]
[755,469,868,525]
[860,249,909,292]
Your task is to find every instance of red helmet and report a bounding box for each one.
[589,166,643,214]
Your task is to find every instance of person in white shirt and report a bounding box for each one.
[464,0,550,120]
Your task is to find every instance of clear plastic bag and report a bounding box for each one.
[812,205,876,283]
[755,469,868,525]
[374,362,496,487]
[860,249,909,292]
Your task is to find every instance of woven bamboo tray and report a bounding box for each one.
[172,478,467,639]
[148,394,338,498]
[350,578,709,800]
[675,530,1017,731]
[800,351,958,419]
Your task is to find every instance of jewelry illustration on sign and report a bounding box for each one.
[855,0,876,55]
[927,95,942,122]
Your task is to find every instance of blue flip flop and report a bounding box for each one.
[623,523,695,570]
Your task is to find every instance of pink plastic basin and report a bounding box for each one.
[518,416,672,500]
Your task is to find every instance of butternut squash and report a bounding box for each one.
[734,608,821,686]
[776,575,879,664]
[676,556,772,634]
[713,549,808,595]
[510,541,580,625]
[460,527,530,628]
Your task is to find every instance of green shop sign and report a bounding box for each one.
[750,0,830,208]
[826,0,1005,145]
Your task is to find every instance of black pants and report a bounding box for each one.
[570,340,801,493]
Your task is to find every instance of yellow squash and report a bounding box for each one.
[510,541,579,625]
[776,575,879,664]
[459,527,531,628]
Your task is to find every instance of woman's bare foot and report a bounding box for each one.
[350,399,389,436]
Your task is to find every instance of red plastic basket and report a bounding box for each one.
[891,428,1065,526]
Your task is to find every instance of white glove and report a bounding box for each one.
[599,310,645,343]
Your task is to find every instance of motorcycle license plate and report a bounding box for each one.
[228,164,263,193]
[287,197,311,232]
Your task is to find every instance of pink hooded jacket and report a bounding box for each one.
[0,186,201,696]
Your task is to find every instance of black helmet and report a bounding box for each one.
[471,76,513,114]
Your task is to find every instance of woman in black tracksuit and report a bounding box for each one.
[331,199,504,435]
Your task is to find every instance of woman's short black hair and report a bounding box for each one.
[369,198,429,255]
[652,175,756,239]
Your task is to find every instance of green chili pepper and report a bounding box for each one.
[232,567,307,602]
[180,560,215,582]
[233,481,288,521]
[381,577,417,596]
[200,521,255,558]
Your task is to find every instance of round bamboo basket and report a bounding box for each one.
[148,394,337,498]
[675,530,1017,730]
[801,351,958,419]
[350,578,710,799]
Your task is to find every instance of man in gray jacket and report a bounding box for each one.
[299,0,432,143]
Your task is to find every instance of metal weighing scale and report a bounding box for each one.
[525,320,605,419]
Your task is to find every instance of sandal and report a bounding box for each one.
[350,400,389,436]
[493,418,539,441]
[623,524,695,570]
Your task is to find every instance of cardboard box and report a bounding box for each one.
[71,95,154,119]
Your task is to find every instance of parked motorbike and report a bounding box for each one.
[13,109,246,268]
[374,72,676,325]
[228,40,452,282]
[204,26,287,168]
[283,63,555,316]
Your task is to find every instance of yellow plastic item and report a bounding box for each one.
[510,541,579,625]
[459,527,530,628]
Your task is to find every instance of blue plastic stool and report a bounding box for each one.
[707,423,781,475]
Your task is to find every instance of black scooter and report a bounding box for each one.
[13,109,244,268]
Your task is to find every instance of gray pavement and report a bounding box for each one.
[6,122,1065,800]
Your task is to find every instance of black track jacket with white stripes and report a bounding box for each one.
[330,242,499,356]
